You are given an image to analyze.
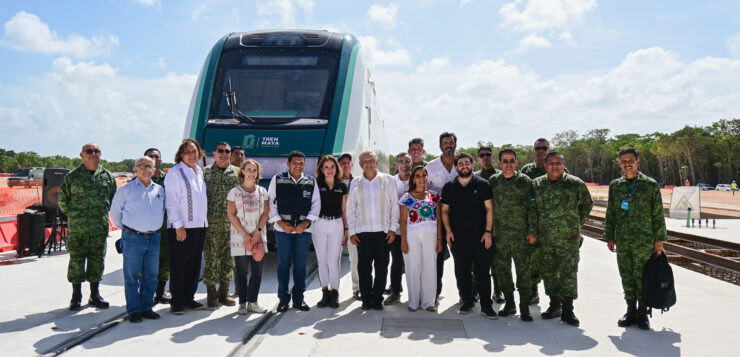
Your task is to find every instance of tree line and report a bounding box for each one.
[0,149,174,174]
[390,119,739,186]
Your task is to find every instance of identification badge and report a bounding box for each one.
[621,199,629,210]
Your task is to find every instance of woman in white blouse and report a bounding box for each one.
[227,159,269,315]
[164,138,209,315]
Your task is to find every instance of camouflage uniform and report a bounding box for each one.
[475,167,501,181]
[58,165,117,283]
[604,172,667,300]
[152,170,169,281]
[530,173,593,299]
[491,171,536,295]
[203,164,241,286]
[412,160,427,168]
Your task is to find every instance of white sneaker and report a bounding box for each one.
[237,303,248,315]
[248,302,267,313]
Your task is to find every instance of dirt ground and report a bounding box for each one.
[588,186,740,217]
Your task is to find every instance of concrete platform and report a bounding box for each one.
[0,230,738,356]
[665,218,740,244]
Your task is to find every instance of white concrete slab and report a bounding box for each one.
[665,218,740,243]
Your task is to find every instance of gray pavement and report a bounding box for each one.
[665,218,740,243]
[0,230,738,356]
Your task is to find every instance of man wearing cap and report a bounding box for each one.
[110,156,166,323]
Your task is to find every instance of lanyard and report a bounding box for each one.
[626,180,638,198]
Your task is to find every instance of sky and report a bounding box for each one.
[0,0,739,162]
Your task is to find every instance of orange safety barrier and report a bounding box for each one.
[0,215,18,252]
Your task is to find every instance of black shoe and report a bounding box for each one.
[541,296,562,319]
[560,298,579,326]
[498,293,516,317]
[372,302,384,311]
[329,290,340,308]
[277,302,290,313]
[129,313,142,323]
[481,306,499,320]
[618,300,638,327]
[352,291,362,301]
[154,280,170,305]
[170,306,184,315]
[70,283,82,311]
[637,301,650,330]
[519,294,533,322]
[141,310,160,320]
[361,302,373,310]
[293,301,311,311]
[383,288,392,295]
[383,293,401,306]
[317,289,330,308]
[184,300,205,310]
[458,301,475,314]
[88,282,109,309]
[493,291,505,304]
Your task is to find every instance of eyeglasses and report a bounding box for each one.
[136,164,155,170]
[84,149,101,155]
[501,159,516,164]
[217,148,231,154]
[478,152,492,158]
[534,147,549,151]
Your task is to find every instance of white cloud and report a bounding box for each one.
[374,47,740,155]
[499,0,596,33]
[0,12,118,58]
[460,0,473,7]
[257,0,315,28]
[727,32,740,58]
[0,57,197,160]
[416,55,450,73]
[516,33,553,52]
[192,4,210,20]
[358,36,412,67]
[134,0,160,6]
[155,57,166,68]
[367,3,399,29]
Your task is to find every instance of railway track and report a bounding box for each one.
[582,215,740,286]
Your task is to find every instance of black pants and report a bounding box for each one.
[167,227,205,309]
[389,235,404,294]
[451,239,493,307]
[357,231,391,305]
[234,255,264,304]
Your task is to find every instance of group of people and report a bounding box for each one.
[58,132,666,330]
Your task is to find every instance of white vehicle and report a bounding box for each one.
[715,184,732,191]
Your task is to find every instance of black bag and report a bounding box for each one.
[642,251,676,314]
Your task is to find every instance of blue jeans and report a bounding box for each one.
[122,229,160,314]
[275,231,311,304]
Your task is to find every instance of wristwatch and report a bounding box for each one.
[257,227,263,232]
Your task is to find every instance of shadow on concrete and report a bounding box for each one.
[608,327,681,356]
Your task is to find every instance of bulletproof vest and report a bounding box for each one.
[275,172,315,226]
[642,252,677,314]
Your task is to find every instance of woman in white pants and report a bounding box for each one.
[313,155,348,308]
[399,166,443,312]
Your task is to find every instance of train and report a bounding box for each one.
[183,29,390,182]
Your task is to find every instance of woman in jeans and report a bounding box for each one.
[227,159,269,315]
[313,155,348,308]
[399,166,443,312]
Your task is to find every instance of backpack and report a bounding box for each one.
[642,251,677,315]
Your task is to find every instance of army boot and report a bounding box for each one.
[70,283,82,311]
[317,288,330,308]
[206,284,219,308]
[637,300,650,330]
[498,292,517,317]
[154,280,171,304]
[329,289,340,308]
[529,285,540,305]
[88,282,110,309]
[560,297,579,326]
[541,295,561,319]
[218,284,235,306]
[618,300,638,327]
[519,292,533,322]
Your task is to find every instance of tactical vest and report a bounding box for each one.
[275,172,315,226]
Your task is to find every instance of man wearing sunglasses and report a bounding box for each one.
[203,142,241,307]
[474,146,500,180]
[489,148,536,321]
[59,142,117,310]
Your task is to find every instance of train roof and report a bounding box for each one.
[222,30,346,51]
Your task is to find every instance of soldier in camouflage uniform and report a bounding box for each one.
[58,143,117,310]
[605,147,666,330]
[490,148,536,321]
[530,151,593,326]
[408,138,428,168]
[203,142,241,307]
[474,146,503,303]
[145,148,171,304]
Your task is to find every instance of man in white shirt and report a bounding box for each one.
[347,151,400,310]
[268,151,321,312]
[425,132,458,303]
[164,139,209,315]
[384,152,412,305]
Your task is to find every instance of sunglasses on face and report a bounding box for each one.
[534,147,549,151]
[85,149,101,155]
[501,159,516,164]
[217,148,231,154]
[136,164,154,170]
[478,152,492,158]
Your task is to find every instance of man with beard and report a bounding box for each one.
[426,132,459,304]
[440,152,497,319]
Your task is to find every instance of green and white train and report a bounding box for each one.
[183,30,389,181]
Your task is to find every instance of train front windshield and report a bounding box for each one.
[209,48,340,124]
